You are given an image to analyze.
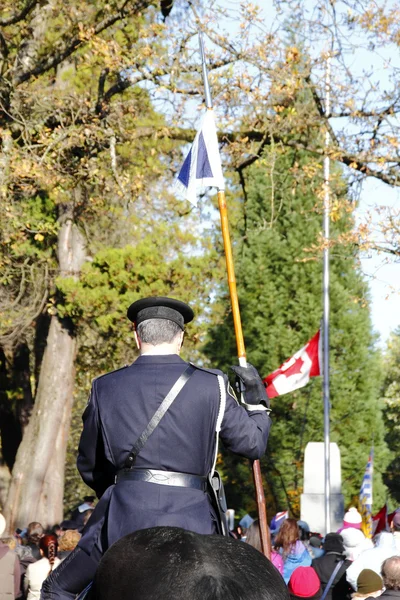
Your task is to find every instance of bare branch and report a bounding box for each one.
[0,0,39,26]
[305,74,340,146]
[106,127,129,204]
[367,245,400,258]
[96,68,109,116]
[103,73,134,104]
[237,130,273,172]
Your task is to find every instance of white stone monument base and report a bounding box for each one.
[301,493,344,536]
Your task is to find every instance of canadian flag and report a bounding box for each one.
[264,330,321,398]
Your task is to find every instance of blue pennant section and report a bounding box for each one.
[177,148,192,187]
[196,132,213,178]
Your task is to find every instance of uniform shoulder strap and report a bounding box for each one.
[123,364,196,469]
[188,363,222,377]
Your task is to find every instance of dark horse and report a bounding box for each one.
[78,526,288,600]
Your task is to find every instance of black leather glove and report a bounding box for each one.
[230,363,270,408]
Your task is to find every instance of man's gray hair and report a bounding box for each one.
[136,318,182,345]
[382,556,400,590]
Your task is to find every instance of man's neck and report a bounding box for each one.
[140,343,179,356]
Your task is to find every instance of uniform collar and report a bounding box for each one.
[134,354,187,365]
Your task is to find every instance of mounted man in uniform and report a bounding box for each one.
[42,296,271,600]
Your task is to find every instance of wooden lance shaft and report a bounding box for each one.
[217,190,271,559]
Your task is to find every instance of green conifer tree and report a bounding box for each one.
[381,328,400,506]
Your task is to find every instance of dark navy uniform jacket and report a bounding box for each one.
[77,354,271,555]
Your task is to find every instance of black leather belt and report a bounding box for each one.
[115,468,207,491]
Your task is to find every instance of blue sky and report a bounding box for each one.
[358,179,400,347]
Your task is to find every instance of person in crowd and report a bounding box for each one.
[274,518,312,583]
[42,296,271,600]
[25,523,44,561]
[0,513,21,600]
[270,512,289,540]
[341,527,373,562]
[390,513,400,554]
[379,556,400,600]
[50,525,63,538]
[15,542,36,598]
[238,514,254,541]
[58,530,81,561]
[312,532,352,600]
[346,532,397,590]
[338,508,363,534]
[288,566,322,600]
[59,519,79,533]
[69,497,96,532]
[24,534,60,599]
[298,521,311,545]
[2,537,27,599]
[298,521,318,559]
[351,569,383,600]
[230,527,242,540]
[308,536,324,560]
[81,510,94,531]
[14,529,26,547]
[246,519,284,575]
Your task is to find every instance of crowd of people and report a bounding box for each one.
[0,497,94,599]
[242,507,400,600]
[1,501,400,599]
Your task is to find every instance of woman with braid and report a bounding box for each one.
[24,535,60,599]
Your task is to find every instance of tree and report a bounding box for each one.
[0,0,223,529]
[381,328,400,505]
[205,139,389,517]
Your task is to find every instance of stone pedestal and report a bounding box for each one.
[300,442,344,535]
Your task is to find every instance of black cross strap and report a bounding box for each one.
[122,364,196,470]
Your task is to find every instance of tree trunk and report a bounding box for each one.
[40,386,76,525]
[4,202,86,531]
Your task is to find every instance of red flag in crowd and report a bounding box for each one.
[264,330,321,399]
[372,505,388,535]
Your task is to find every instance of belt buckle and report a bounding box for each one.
[150,471,171,484]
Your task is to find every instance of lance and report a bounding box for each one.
[199,32,271,559]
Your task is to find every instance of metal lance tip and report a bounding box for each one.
[198,31,213,109]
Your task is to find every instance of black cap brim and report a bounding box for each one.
[127,297,194,330]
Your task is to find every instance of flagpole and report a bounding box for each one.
[323,54,331,535]
[199,32,271,559]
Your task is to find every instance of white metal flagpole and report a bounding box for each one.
[323,54,331,535]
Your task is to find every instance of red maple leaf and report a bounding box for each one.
[285,355,304,376]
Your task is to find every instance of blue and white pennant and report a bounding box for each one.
[175,110,225,206]
[360,448,373,508]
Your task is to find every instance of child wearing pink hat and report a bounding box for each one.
[337,508,362,533]
[288,566,322,600]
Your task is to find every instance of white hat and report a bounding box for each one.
[0,514,6,537]
[344,507,362,525]
[341,527,373,561]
